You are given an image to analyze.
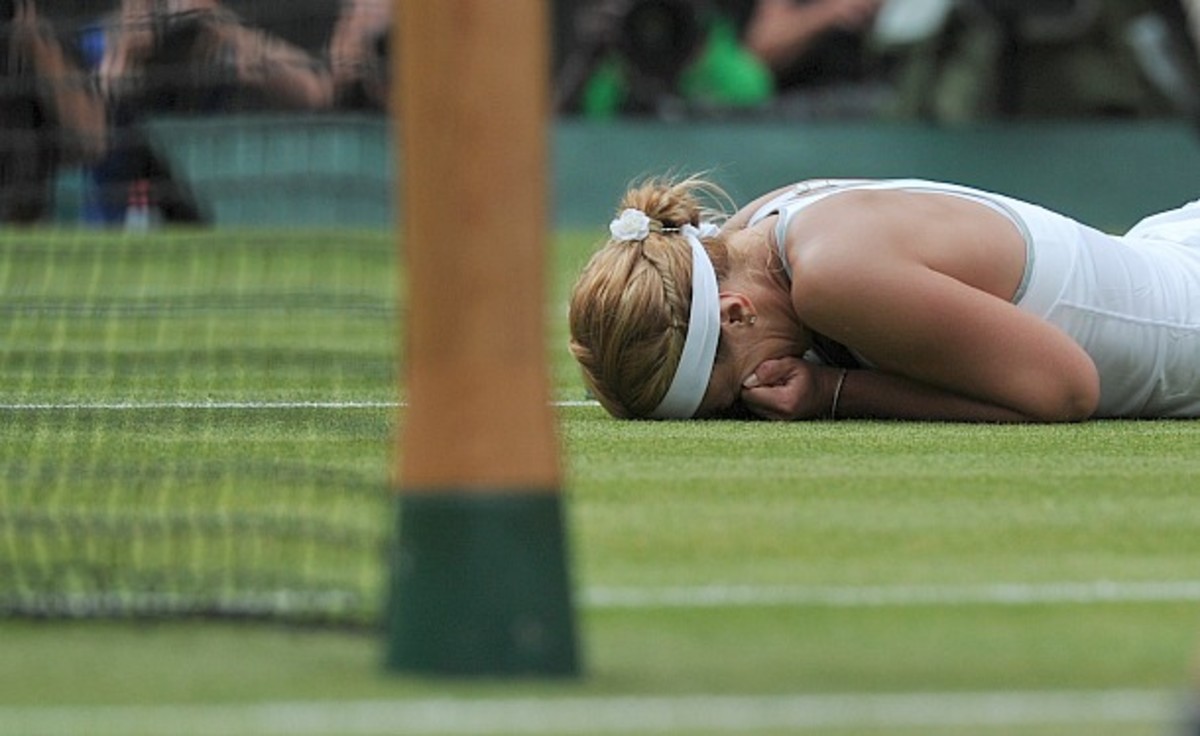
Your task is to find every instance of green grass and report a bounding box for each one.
[1,229,1199,735]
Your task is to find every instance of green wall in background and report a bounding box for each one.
[101,116,1200,233]
[556,120,1200,233]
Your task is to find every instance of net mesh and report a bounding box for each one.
[1,0,395,627]
[0,231,397,626]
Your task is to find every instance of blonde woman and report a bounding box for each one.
[569,176,1200,421]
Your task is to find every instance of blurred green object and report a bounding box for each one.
[580,15,773,118]
[581,58,628,119]
[678,17,774,109]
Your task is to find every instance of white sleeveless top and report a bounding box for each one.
[748,179,1200,418]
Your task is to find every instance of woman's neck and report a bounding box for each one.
[727,217,810,354]
[727,217,789,295]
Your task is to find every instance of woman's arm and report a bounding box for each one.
[777,193,1101,422]
[742,358,1034,422]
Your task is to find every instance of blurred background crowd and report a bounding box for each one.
[3,0,1200,225]
[556,0,1200,122]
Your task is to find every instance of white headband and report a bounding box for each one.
[609,209,720,419]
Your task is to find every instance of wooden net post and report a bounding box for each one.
[384,0,579,676]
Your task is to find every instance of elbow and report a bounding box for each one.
[1039,390,1097,423]
[1029,367,1100,423]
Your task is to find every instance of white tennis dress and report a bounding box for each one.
[747,179,1200,418]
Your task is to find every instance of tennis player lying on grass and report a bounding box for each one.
[569,176,1200,422]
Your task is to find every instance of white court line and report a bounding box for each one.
[8,581,1199,616]
[0,401,398,410]
[0,400,600,410]
[4,401,1198,614]
[0,690,1182,736]
[583,580,1200,609]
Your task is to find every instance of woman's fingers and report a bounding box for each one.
[741,357,812,420]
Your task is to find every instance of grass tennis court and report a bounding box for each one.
[1,229,1199,735]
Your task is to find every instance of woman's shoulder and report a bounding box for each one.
[785,186,911,236]
[786,183,1010,238]
[781,186,966,271]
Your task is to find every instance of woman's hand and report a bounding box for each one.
[740,357,839,421]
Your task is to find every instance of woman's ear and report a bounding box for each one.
[719,292,757,327]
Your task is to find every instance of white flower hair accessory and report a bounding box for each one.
[609,208,653,242]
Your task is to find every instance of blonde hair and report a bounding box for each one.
[569,175,732,418]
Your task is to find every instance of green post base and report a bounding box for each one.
[384,491,580,676]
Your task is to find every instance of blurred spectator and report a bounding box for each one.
[880,0,1200,122]
[556,0,894,119]
[89,0,390,225]
[728,0,891,117]
[556,0,775,117]
[99,0,389,113]
[1,0,107,223]
[557,0,1200,123]
[2,0,390,225]
[736,0,882,91]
